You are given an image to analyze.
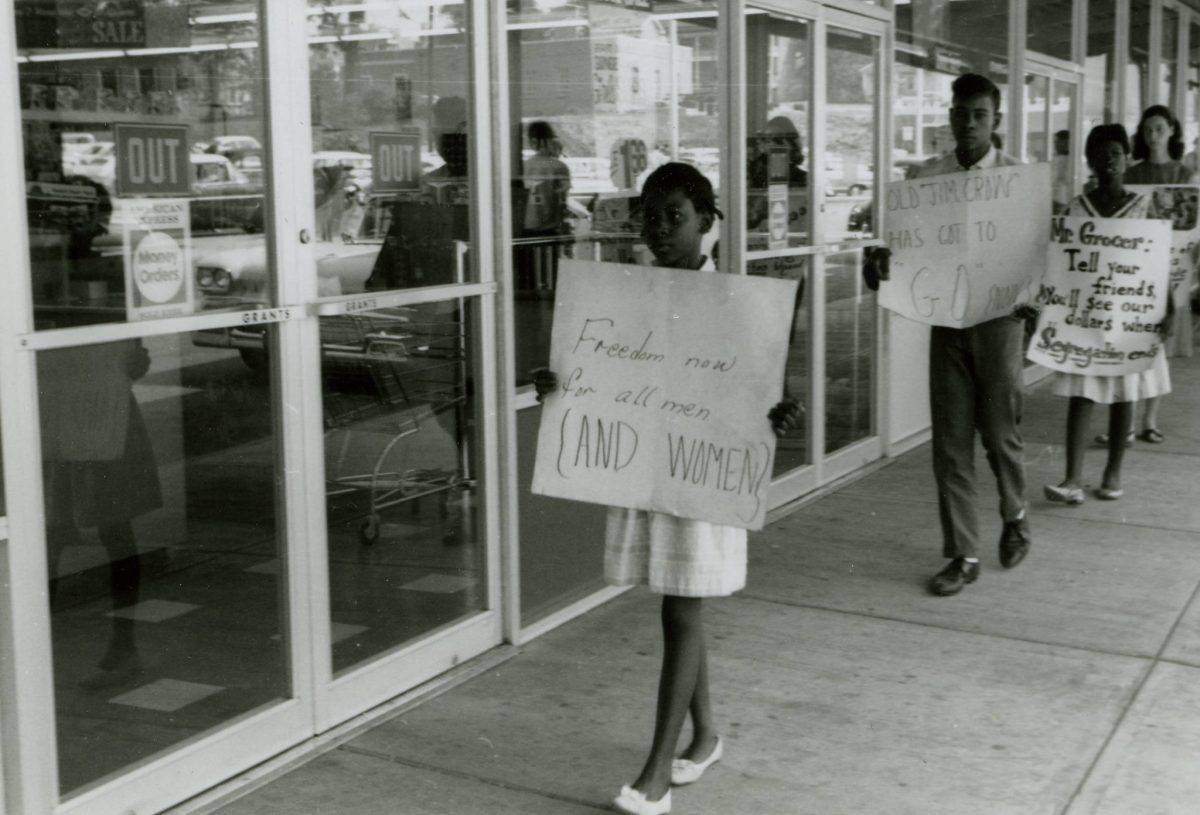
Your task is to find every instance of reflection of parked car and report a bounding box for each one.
[60,132,97,165]
[847,200,872,234]
[192,196,465,369]
[67,141,115,181]
[190,154,264,232]
[193,196,396,313]
[227,148,265,185]
[208,134,262,155]
[71,150,262,232]
[824,152,874,196]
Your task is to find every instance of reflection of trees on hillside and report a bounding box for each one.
[827,49,871,104]
[825,110,875,158]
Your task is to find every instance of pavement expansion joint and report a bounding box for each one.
[733,591,1168,663]
[337,744,609,811]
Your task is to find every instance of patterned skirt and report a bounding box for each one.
[1051,352,1171,404]
[605,507,746,598]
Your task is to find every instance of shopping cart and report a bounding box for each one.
[321,306,471,544]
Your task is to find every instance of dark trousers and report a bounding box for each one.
[929,316,1027,558]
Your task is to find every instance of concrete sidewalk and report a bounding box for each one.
[203,350,1200,815]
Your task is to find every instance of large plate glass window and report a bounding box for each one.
[1126,0,1152,135]
[504,0,721,625]
[17,0,272,329]
[1162,5,1180,109]
[1025,73,1051,163]
[305,1,486,673]
[1027,0,1073,63]
[307,1,477,295]
[894,1,1009,163]
[13,1,291,800]
[1086,0,1118,130]
[1187,21,1200,152]
[745,10,811,475]
[824,28,878,455]
[38,331,287,797]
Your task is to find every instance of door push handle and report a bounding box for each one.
[299,229,311,244]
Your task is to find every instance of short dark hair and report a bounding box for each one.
[528,120,555,143]
[641,162,722,221]
[951,73,1001,112]
[1084,123,1131,166]
[1132,105,1185,161]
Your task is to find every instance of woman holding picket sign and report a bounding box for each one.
[1106,105,1197,445]
[1039,123,1173,505]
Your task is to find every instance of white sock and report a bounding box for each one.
[963,557,979,564]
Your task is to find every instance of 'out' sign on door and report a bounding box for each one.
[370,130,421,193]
[115,123,191,196]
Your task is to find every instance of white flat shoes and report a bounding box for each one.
[670,737,723,786]
[613,785,671,815]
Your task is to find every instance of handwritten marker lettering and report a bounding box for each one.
[573,318,665,362]
[532,259,798,530]
[879,165,1051,328]
[1029,215,1170,376]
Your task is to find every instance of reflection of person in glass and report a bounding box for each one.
[25,126,117,307]
[313,161,349,242]
[518,121,572,291]
[748,115,808,189]
[747,115,808,237]
[522,121,571,240]
[1052,129,1072,213]
[365,96,469,290]
[425,95,469,185]
[42,340,161,688]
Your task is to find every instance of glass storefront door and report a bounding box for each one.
[299,0,500,729]
[502,0,723,630]
[1024,68,1081,211]
[743,3,886,505]
[1,1,501,810]
[5,3,312,812]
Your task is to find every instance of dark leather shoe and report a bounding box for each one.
[999,517,1031,568]
[929,558,980,596]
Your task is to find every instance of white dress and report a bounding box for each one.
[603,256,748,598]
[1051,193,1172,404]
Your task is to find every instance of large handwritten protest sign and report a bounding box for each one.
[532,260,797,530]
[1027,216,1170,375]
[880,163,1051,328]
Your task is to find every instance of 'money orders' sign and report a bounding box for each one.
[879,163,1052,328]
[531,260,797,530]
[115,123,190,196]
[123,199,194,321]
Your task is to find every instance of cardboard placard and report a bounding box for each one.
[880,163,1052,327]
[1125,184,1200,290]
[532,260,797,530]
[1027,216,1171,375]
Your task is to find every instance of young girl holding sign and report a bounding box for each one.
[1043,124,1172,505]
[534,163,799,815]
